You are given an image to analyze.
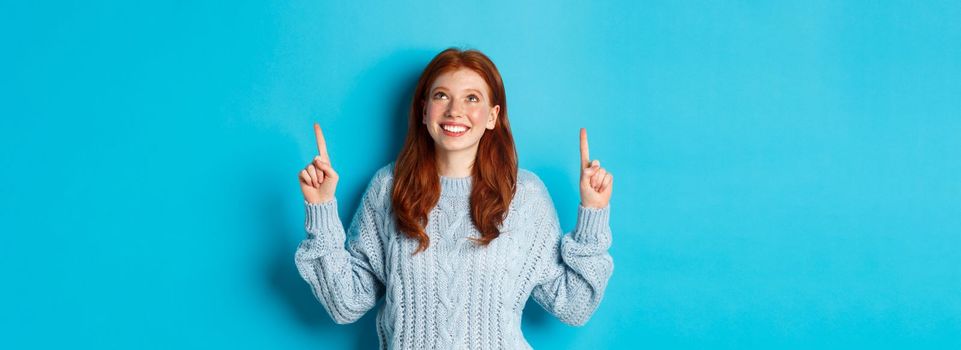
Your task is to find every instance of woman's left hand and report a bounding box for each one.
[579,128,613,208]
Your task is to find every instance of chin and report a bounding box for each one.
[435,143,472,153]
[435,139,479,153]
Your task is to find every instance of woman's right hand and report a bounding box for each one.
[299,123,339,203]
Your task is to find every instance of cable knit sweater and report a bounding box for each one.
[294,163,614,349]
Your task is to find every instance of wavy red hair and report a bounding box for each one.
[392,48,518,255]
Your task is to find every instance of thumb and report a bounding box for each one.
[315,161,339,179]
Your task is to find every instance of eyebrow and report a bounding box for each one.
[430,86,486,98]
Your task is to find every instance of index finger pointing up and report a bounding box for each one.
[580,127,590,169]
[314,123,329,161]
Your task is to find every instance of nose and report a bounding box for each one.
[445,99,466,119]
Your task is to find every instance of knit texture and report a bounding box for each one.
[294,163,614,349]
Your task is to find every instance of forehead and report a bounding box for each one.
[429,68,490,94]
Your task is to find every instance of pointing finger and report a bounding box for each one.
[314,123,329,161]
[580,128,590,169]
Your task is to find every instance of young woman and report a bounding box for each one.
[295,48,614,349]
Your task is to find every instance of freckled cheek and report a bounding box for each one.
[426,104,446,121]
[465,106,489,124]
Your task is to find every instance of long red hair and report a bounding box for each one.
[392,48,518,255]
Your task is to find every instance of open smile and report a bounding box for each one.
[440,123,470,137]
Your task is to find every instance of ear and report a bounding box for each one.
[486,105,500,130]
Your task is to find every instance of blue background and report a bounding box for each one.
[2,1,959,348]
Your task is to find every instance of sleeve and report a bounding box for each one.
[293,173,388,325]
[529,182,614,327]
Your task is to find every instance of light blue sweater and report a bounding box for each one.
[294,163,614,349]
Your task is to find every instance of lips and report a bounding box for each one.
[440,123,470,137]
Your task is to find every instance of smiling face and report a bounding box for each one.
[422,68,501,156]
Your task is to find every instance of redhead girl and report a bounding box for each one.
[296,48,614,349]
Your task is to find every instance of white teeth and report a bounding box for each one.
[442,124,468,133]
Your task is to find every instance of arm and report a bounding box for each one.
[293,173,388,324]
[530,186,614,326]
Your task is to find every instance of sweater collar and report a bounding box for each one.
[440,174,472,197]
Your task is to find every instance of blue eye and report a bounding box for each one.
[433,92,448,100]
[467,95,479,102]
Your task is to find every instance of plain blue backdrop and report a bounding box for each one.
[2,0,959,348]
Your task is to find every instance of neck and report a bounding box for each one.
[435,146,477,178]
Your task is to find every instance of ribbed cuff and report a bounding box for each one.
[572,204,612,247]
[304,199,342,240]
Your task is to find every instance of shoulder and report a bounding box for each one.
[373,162,395,186]
[508,169,561,240]
[516,168,549,196]
[363,162,395,204]
[513,168,554,210]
